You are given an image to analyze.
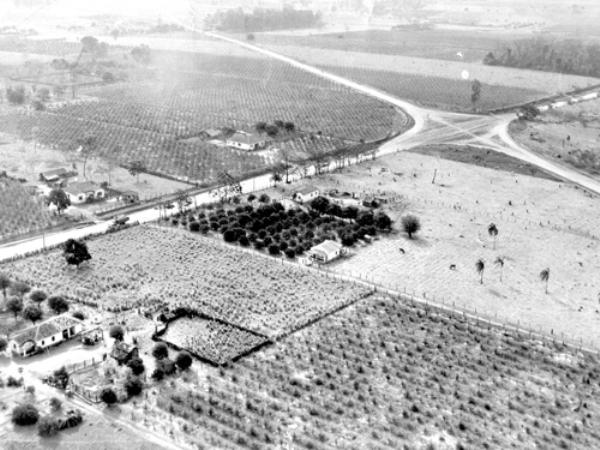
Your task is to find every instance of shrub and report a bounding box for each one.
[100,388,117,406]
[52,367,69,389]
[175,351,193,371]
[29,289,47,304]
[71,311,85,320]
[109,325,124,341]
[375,212,392,231]
[152,342,169,360]
[126,357,145,376]
[38,416,59,437]
[124,376,143,397]
[268,244,280,256]
[151,368,164,381]
[247,194,256,202]
[189,221,200,232]
[258,194,270,203]
[401,215,421,239]
[341,234,356,246]
[279,241,288,251]
[7,375,23,387]
[12,404,39,425]
[48,296,69,314]
[223,229,238,243]
[157,358,176,375]
[49,397,62,412]
[285,248,296,259]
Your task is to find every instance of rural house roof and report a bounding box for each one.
[64,181,102,196]
[41,167,75,180]
[9,314,83,346]
[310,239,342,256]
[227,132,266,145]
[296,185,319,195]
[202,128,221,138]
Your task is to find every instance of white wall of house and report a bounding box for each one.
[296,191,319,203]
[10,323,82,356]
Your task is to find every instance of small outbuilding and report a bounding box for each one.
[64,181,105,204]
[292,185,320,203]
[308,239,343,264]
[8,314,84,357]
[39,167,77,184]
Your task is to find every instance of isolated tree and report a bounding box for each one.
[63,239,91,268]
[23,305,43,325]
[47,188,71,215]
[0,337,8,353]
[0,273,10,302]
[109,325,124,341]
[488,223,499,249]
[494,257,505,283]
[401,215,421,239]
[540,268,550,294]
[128,160,145,183]
[75,135,97,179]
[37,415,59,437]
[127,357,145,375]
[7,297,23,319]
[10,281,30,299]
[152,342,169,360]
[475,259,485,284]
[52,367,69,389]
[100,387,117,406]
[124,375,143,397]
[29,290,47,305]
[471,79,482,109]
[47,296,69,314]
[175,351,192,371]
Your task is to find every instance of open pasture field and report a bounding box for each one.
[509,101,600,179]
[156,294,600,449]
[0,225,371,339]
[270,150,600,347]
[0,49,409,184]
[248,28,519,62]
[0,178,56,241]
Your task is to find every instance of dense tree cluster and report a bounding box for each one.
[206,7,322,32]
[483,37,600,78]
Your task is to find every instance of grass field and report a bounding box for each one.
[509,101,600,179]
[267,150,600,348]
[152,293,600,449]
[0,225,372,339]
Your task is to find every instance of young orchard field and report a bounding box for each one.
[157,294,600,450]
[0,225,371,338]
[0,51,410,184]
[0,179,55,240]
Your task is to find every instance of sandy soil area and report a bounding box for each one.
[510,100,600,179]
[269,150,600,347]
[0,133,191,200]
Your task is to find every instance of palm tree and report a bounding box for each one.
[475,259,485,284]
[488,223,499,249]
[494,257,505,282]
[540,268,550,294]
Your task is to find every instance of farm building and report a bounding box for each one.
[39,167,78,185]
[8,314,84,357]
[226,132,269,151]
[308,239,343,264]
[200,128,222,139]
[64,181,105,204]
[293,185,320,203]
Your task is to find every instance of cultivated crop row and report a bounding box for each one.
[0,180,55,240]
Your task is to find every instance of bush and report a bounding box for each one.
[268,244,280,256]
[152,342,169,360]
[29,289,47,304]
[12,404,39,425]
[157,358,176,375]
[52,367,69,389]
[38,416,59,437]
[175,351,193,371]
[258,194,270,203]
[124,376,143,397]
[7,375,23,387]
[401,215,421,239]
[71,311,85,320]
[285,248,296,259]
[100,388,117,406]
[223,229,238,243]
[151,368,164,381]
[48,296,69,314]
[126,357,145,376]
[189,221,200,232]
[109,325,124,341]
[49,397,62,412]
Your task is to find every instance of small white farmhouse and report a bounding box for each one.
[8,314,84,357]
[226,132,268,151]
[292,185,320,203]
[308,239,343,264]
[64,181,105,204]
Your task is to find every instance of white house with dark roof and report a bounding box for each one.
[8,314,84,357]
[226,132,269,151]
[39,167,77,184]
[64,181,105,204]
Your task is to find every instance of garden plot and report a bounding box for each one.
[160,317,270,365]
[269,150,600,347]
[154,294,600,449]
[1,225,372,338]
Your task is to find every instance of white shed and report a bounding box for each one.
[293,185,320,203]
[308,240,343,263]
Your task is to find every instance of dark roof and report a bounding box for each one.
[10,315,83,346]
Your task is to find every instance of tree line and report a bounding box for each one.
[483,37,600,78]
[205,7,322,33]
